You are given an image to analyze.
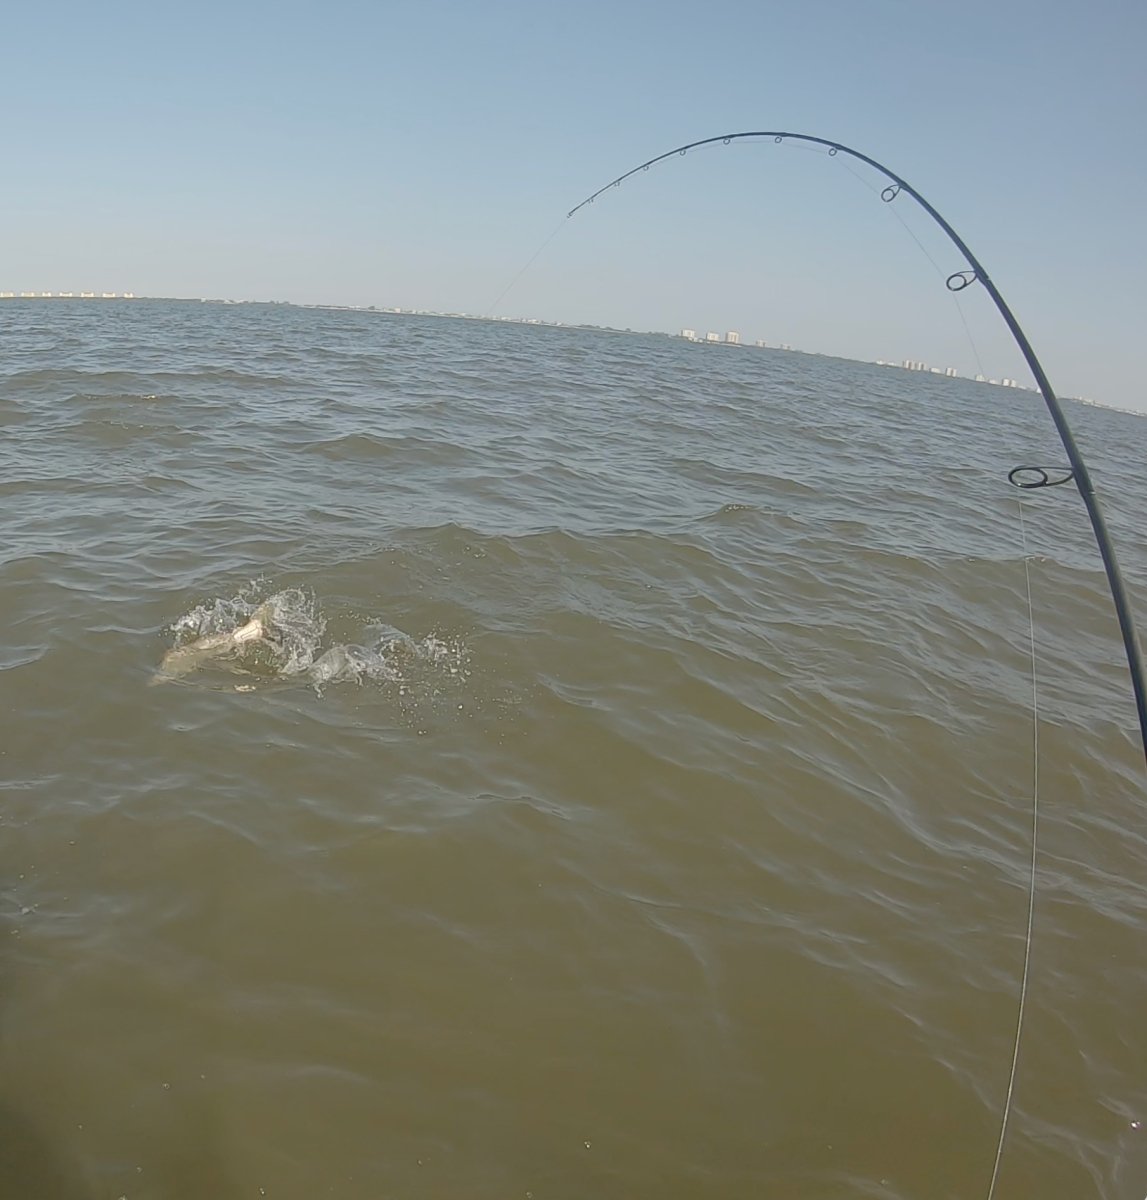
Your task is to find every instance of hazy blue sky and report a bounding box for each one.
[5,0,1145,408]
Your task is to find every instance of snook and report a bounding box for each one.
[150,604,278,685]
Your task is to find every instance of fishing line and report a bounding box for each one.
[985,492,1043,1200]
[485,215,569,317]
[834,154,989,381]
[834,143,1041,1189]
[565,130,1147,772]
[485,140,862,316]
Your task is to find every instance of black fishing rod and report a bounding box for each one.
[569,130,1147,770]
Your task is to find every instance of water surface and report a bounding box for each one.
[1,299,1146,1199]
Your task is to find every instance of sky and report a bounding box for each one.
[4,0,1146,408]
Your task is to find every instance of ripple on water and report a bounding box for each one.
[0,301,1144,1198]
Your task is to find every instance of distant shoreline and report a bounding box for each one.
[0,293,1114,410]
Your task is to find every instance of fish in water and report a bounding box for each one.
[150,603,280,685]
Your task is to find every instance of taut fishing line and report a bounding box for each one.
[832,152,990,382]
[485,215,569,318]
[983,493,1042,1200]
[492,129,1146,1193]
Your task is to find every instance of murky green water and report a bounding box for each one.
[2,299,1146,1198]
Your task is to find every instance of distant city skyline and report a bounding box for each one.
[0,271,1119,408]
[1,291,137,299]
[2,2,1143,410]
[0,292,1098,404]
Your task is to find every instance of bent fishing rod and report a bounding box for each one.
[569,130,1147,770]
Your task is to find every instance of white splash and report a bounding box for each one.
[160,586,469,693]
